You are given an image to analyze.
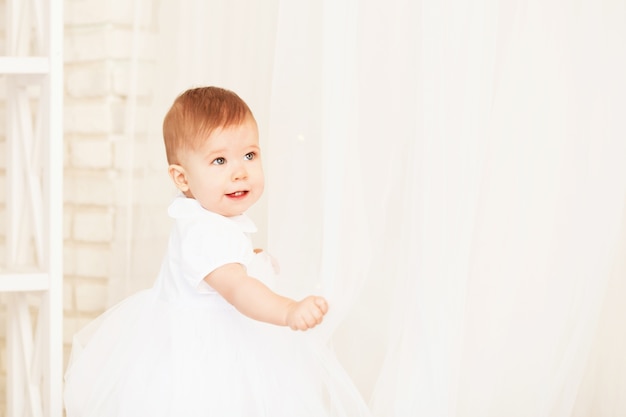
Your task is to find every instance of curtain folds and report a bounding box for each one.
[121,1,626,415]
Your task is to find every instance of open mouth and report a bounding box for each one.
[226,191,248,198]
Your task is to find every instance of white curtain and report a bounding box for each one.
[121,1,626,415]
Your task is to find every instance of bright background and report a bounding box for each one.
[2,1,626,416]
[128,2,626,415]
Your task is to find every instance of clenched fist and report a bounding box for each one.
[285,296,329,331]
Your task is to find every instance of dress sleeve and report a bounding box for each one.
[178,216,254,291]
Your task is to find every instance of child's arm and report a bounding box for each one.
[204,263,328,331]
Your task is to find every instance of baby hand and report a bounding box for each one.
[286,296,328,331]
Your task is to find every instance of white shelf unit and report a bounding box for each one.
[1,0,63,416]
[0,57,50,74]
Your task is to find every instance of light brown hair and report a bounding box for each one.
[163,86,255,164]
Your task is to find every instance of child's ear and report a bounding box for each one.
[168,164,190,192]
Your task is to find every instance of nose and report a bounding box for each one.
[231,160,248,181]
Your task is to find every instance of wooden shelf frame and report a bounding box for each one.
[0,57,50,74]
[1,0,64,416]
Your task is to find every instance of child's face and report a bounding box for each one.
[170,117,264,217]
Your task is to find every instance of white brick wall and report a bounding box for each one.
[65,0,156,28]
[64,98,125,134]
[74,281,108,312]
[72,210,114,242]
[64,172,117,206]
[1,0,163,413]
[66,61,113,97]
[69,136,114,169]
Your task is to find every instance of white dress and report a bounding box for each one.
[64,196,371,417]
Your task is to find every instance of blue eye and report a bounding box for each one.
[244,152,255,161]
[212,157,226,165]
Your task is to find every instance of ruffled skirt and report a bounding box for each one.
[64,288,371,417]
